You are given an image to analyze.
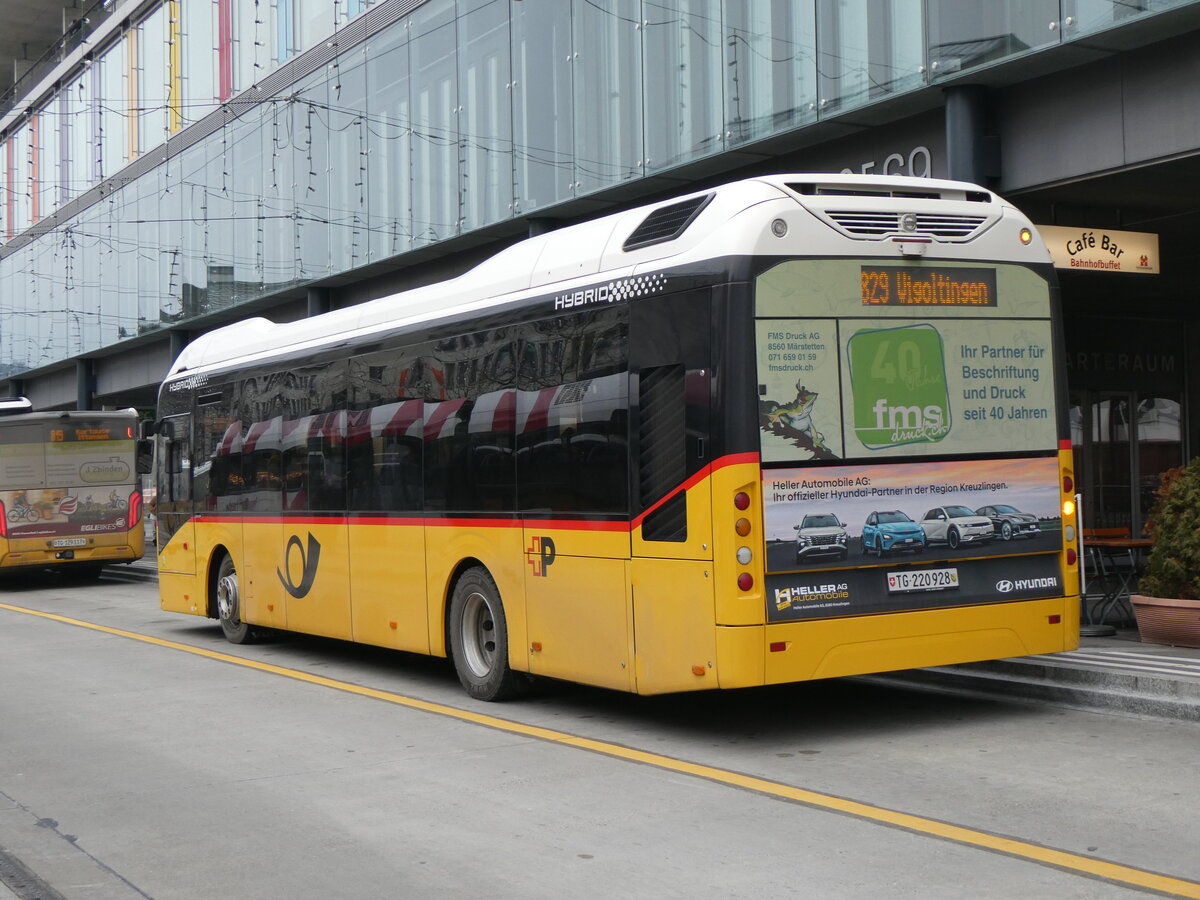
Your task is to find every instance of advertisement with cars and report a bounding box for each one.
[762,456,1064,622]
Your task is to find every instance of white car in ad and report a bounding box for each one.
[920,505,995,550]
[794,513,849,561]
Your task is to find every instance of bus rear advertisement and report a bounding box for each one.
[0,403,147,573]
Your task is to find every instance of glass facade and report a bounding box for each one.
[0,0,1197,380]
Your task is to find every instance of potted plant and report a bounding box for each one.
[1131,458,1200,647]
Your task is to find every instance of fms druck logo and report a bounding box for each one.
[848,323,952,450]
[278,533,321,598]
[526,536,556,577]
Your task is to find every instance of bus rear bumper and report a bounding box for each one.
[717,596,1080,688]
[0,543,142,568]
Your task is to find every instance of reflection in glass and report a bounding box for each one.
[1090,395,1131,532]
[816,0,923,114]
[1064,0,1159,38]
[459,0,513,230]
[927,0,1059,76]
[573,0,642,194]
[1137,396,1182,529]
[643,0,723,171]
[365,24,413,261]
[410,0,460,246]
[511,0,573,212]
[724,0,817,145]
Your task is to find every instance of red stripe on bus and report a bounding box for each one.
[1059,439,1072,450]
[632,451,761,527]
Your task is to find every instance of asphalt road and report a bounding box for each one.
[1,565,1198,899]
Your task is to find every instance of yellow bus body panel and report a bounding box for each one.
[232,520,285,631]
[159,570,202,616]
[349,519,429,653]
[710,460,768,626]
[632,557,716,694]
[156,520,196,576]
[278,521,352,641]
[526,524,633,690]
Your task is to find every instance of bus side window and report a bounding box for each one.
[516,308,629,515]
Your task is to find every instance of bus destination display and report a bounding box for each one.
[49,428,114,442]
[861,266,997,307]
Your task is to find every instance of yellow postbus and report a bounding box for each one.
[152,174,1080,700]
[0,399,147,575]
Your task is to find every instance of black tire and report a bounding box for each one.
[999,521,1013,541]
[947,526,961,550]
[449,567,526,701]
[214,554,256,644]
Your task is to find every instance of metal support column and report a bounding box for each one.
[75,359,94,411]
[307,287,331,317]
[945,85,999,186]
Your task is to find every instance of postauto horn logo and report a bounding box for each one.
[848,323,952,450]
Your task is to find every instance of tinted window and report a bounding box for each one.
[193,384,239,511]
[238,372,284,513]
[348,347,427,512]
[423,330,517,513]
[279,362,348,512]
[517,308,629,514]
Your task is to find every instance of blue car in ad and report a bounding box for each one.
[861,510,926,557]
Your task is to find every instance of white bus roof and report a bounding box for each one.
[166,174,1049,382]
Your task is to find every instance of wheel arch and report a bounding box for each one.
[205,544,233,619]
[441,556,488,662]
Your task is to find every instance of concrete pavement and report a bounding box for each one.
[873,630,1200,722]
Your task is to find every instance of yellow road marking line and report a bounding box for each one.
[5,601,1199,898]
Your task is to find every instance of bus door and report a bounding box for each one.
[519,312,633,691]
[629,290,717,694]
[155,413,196,577]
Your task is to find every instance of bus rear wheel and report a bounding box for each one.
[214,554,256,644]
[449,568,525,701]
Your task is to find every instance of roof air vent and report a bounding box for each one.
[623,194,713,251]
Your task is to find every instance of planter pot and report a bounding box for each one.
[1130,594,1200,649]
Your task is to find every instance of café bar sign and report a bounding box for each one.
[1037,225,1159,274]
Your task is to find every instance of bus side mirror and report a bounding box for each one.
[136,439,154,474]
[139,419,157,439]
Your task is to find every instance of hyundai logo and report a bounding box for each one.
[996,580,1014,593]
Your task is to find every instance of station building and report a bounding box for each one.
[0,0,1198,535]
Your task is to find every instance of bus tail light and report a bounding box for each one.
[734,491,750,510]
[1063,474,1074,494]
[0,501,6,538]
[737,573,753,591]
[1066,548,1077,566]
[128,490,143,525]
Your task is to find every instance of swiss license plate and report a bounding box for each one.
[51,538,87,548]
[888,567,959,593]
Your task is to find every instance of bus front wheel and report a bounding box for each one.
[449,568,526,701]
[215,554,256,644]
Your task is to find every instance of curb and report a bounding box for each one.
[866,654,1200,722]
